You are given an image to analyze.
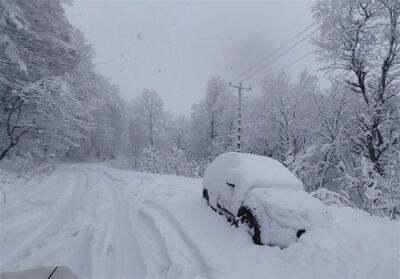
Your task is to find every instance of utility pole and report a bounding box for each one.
[229,81,251,153]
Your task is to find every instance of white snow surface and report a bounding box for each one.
[1,163,399,279]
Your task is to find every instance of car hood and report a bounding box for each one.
[243,187,331,230]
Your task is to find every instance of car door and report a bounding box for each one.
[217,167,237,218]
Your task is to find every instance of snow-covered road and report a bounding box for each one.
[1,164,399,278]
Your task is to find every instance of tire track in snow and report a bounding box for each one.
[91,169,146,278]
[67,224,94,278]
[142,200,214,279]
[96,169,173,277]
[2,168,89,268]
[136,209,173,278]
[89,200,114,278]
[91,168,214,278]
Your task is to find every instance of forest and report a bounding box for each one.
[1,0,399,218]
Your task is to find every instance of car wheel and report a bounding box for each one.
[238,207,263,245]
[202,189,209,204]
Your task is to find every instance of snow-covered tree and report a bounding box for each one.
[243,71,318,171]
[187,76,235,161]
[312,0,400,213]
[130,89,166,148]
[0,0,126,165]
[0,0,86,162]
[313,0,400,175]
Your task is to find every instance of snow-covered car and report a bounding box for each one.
[202,152,330,247]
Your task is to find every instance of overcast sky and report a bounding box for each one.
[66,0,320,115]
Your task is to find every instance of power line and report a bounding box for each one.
[224,23,323,154]
[276,50,316,72]
[225,22,322,96]
[231,20,319,82]
[226,50,317,96]
[240,27,320,83]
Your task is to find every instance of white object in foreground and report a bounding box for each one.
[202,152,331,247]
[0,266,78,279]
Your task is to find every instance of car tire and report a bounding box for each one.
[238,207,263,245]
[202,189,209,204]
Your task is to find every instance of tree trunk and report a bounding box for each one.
[0,141,17,162]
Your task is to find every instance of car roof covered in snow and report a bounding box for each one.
[236,152,302,188]
[204,152,302,190]
[203,152,303,213]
